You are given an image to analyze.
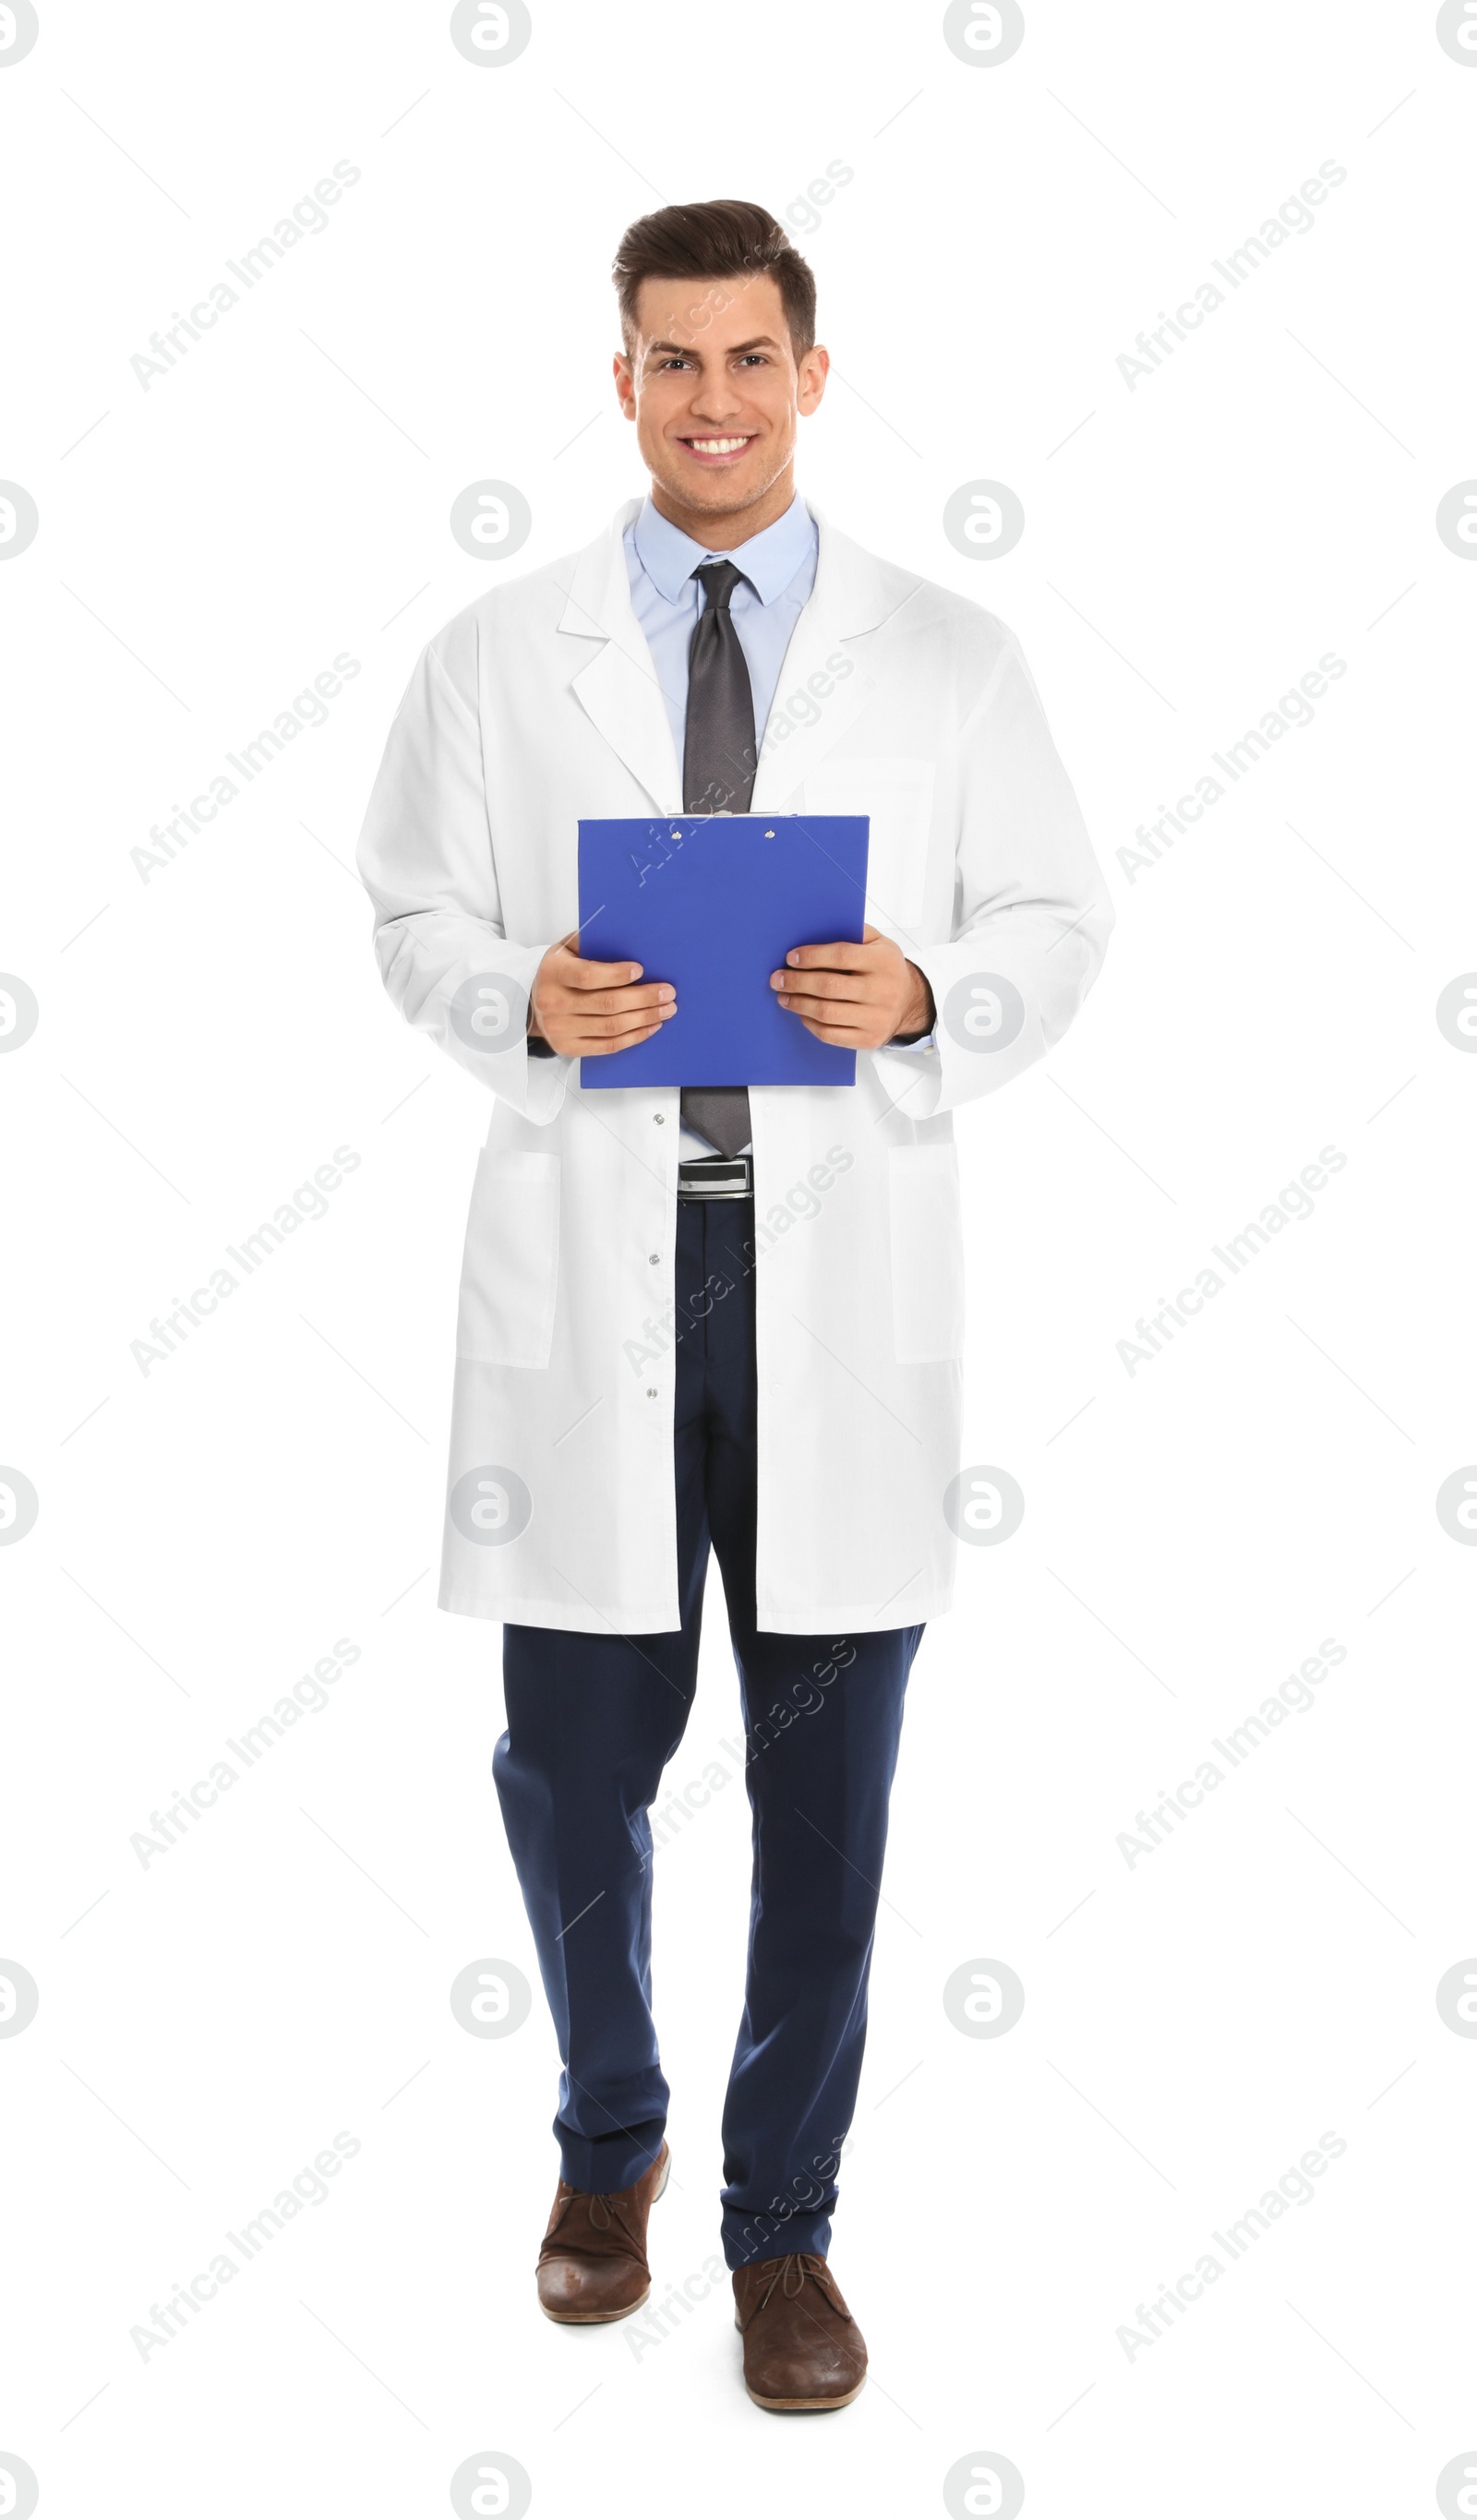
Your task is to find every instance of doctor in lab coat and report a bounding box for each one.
[357,196,1112,2409]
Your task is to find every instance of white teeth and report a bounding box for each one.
[688,437,749,453]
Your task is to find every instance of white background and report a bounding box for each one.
[4,2,1477,2514]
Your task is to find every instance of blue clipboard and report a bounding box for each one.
[576,813,870,1090]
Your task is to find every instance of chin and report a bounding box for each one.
[670,465,771,510]
[684,479,757,509]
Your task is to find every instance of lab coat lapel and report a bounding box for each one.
[559,500,682,813]
[558,500,911,816]
[750,509,905,809]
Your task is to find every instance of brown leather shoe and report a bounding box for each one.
[732,2252,868,2411]
[535,2142,670,2324]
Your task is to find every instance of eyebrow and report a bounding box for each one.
[645,334,784,356]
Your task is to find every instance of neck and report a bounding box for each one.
[647,465,798,550]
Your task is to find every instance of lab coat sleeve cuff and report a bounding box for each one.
[870,903,1112,1120]
[416,935,570,1122]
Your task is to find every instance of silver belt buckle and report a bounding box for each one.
[678,1155,753,1201]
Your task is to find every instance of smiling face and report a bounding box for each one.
[613,270,829,546]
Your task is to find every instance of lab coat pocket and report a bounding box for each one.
[457,1149,561,1369]
[889,1143,965,1364]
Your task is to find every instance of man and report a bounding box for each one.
[357,198,1112,2412]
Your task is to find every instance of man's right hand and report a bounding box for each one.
[528,933,676,1057]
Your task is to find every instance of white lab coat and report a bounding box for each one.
[356,498,1113,1634]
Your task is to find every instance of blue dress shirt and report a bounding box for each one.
[624,491,819,775]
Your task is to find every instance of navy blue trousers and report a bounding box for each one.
[495,1194,920,2269]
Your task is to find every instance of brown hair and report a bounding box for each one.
[612,199,817,357]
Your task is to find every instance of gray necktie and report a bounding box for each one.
[679,559,756,1161]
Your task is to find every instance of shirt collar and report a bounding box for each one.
[630,490,816,606]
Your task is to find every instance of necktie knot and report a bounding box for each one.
[693,558,746,615]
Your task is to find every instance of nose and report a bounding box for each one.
[686,373,745,426]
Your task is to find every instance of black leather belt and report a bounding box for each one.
[678,1155,753,1201]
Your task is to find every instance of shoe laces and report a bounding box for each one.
[747,2251,843,2318]
[541,2181,642,2262]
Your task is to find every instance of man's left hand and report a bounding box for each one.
[770,924,934,1049]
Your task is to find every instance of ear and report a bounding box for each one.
[797,343,830,416]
